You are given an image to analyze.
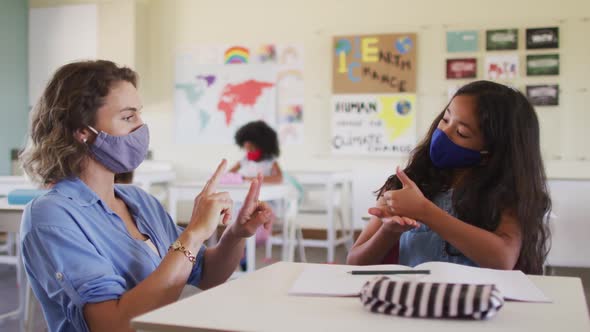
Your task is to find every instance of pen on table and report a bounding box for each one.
[347,270,431,275]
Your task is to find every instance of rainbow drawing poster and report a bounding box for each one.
[224,46,250,64]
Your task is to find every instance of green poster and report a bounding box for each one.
[526,54,559,76]
[447,30,479,52]
[486,29,518,51]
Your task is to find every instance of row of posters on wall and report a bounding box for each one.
[446,54,559,80]
[445,27,560,107]
[331,33,418,156]
[447,27,559,52]
[174,44,304,145]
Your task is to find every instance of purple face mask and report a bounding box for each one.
[87,124,149,173]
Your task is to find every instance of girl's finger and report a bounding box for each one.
[368,207,384,217]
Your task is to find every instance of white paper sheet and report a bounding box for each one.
[289,262,550,302]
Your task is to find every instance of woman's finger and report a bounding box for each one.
[203,159,227,195]
[221,210,232,225]
[238,182,258,225]
[254,172,263,198]
[243,179,259,207]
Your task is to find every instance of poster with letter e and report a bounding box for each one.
[332,33,417,94]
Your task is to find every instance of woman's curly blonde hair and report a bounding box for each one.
[20,60,137,185]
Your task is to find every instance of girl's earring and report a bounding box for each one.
[83,138,87,144]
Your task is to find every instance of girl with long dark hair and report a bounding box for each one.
[347,80,551,275]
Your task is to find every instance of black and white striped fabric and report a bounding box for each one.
[360,277,504,320]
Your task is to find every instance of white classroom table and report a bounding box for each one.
[133,170,176,193]
[168,182,290,273]
[132,261,590,332]
[288,170,355,262]
[0,198,33,331]
[0,176,35,196]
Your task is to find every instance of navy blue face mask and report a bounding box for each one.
[429,129,488,169]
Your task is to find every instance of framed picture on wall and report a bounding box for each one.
[526,54,560,76]
[485,55,519,80]
[446,58,477,79]
[446,30,479,53]
[526,27,559,49]
[526,84,559,106]
[486,29,518,51]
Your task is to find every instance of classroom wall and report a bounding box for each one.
[29,0,137,68]
[137,0,590,224]
[132,0,590,175]
[0,0,28,175]
[27,0,590,226]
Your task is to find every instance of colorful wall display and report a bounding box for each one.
[331,94,417,155]
[331,33,418,155]
[175,43,305,145]
[332,33,417,94]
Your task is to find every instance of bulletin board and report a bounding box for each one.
[315,18,590,168]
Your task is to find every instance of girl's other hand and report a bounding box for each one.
[382,167,429,221]
[368,206,420,234]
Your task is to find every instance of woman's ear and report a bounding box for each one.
[74,127,92,144]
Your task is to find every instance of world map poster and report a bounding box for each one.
[175,59,277,144]
[175,44,304,145]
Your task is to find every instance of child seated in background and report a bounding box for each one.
[229,120,283,183]
[228,121,284,268]
[347,81,551,275]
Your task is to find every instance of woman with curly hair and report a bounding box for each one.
[19,60,274,332]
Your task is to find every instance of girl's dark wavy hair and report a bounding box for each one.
[377,80,551,274]
[234,120,280,160]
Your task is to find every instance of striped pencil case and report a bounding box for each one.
[360,277,504,320]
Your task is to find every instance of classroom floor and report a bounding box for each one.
[0,245,588,331]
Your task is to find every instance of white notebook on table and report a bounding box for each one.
[288,262,550,303]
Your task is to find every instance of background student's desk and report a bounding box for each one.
[0,176,35,196]
[131,262,590,332]
[168,182,290,272]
